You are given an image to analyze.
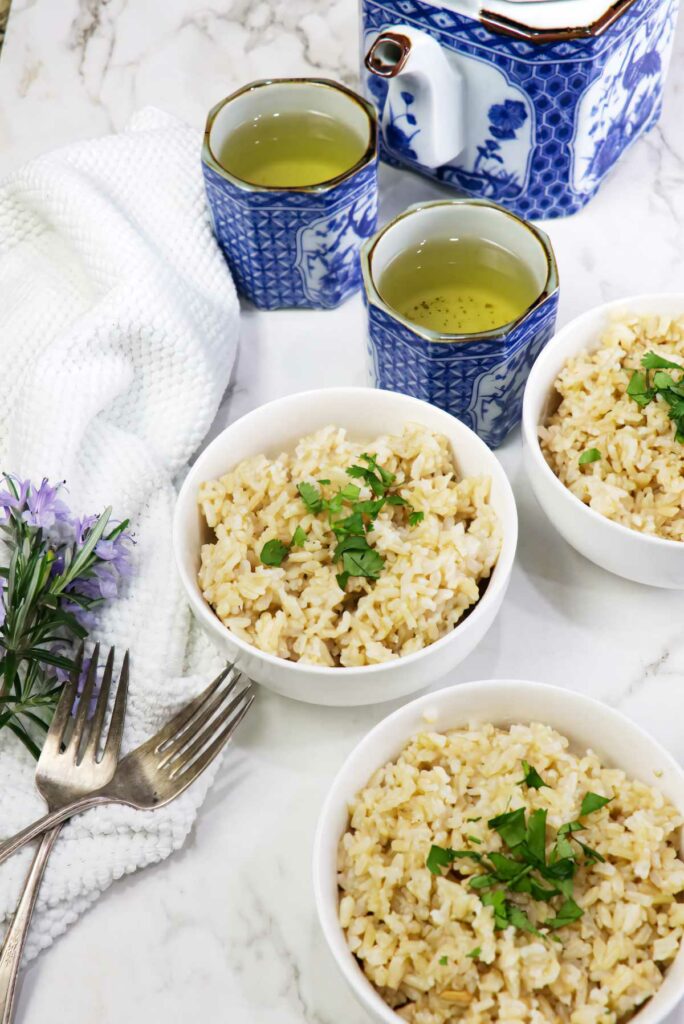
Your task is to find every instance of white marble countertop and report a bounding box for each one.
[1,1,684,1022]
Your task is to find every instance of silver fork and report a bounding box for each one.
[0,662,255,864]
[0,643,129,1024]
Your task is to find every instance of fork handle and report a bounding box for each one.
[0,827,61,1023]
[0,797,108,867]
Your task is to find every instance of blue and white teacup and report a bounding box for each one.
[202,79,379,310]
[360,199,559,448]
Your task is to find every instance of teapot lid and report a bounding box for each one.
[472,0,637,39]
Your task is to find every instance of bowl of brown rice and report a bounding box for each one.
[313,679,684,1024]
[522,295,684,588]
[173,388,517,706]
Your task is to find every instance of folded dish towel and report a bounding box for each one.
[0,107,239,960]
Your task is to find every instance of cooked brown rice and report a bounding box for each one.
[338,722,684,1024]
[540,312,684,541]
[197,423,501,666]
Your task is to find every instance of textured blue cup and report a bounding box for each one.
[361,199,559,449]
[202,79,379,310]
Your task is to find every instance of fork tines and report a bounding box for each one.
[43,643,129,768]
[154,665,255,782]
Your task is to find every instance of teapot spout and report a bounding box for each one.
[365,26,465,169]
[365,31,412,78]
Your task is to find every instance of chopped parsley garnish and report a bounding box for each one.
[467,835,482,845]
[578,448,601,466]
[627,351,684,442]
[579,792,612,816]
[467,816,482,823]
[260,453,425,586]
[467,946,481,960]
[291,525,307,547]
[342,548,384,580]
[518,761,548,790]
[297,481,323,515]
[259,539,290,567]
[426,776,614,941]
[260,525,307,566]
[439,955,448,966]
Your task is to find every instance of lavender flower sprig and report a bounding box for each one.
[0,475,132,758]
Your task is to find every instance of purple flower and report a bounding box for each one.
[0,477,29,520]
[61,598,98,631]
[22,479,71,531]
[72,514,99,546]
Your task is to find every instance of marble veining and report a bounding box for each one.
[1,1,684,1023]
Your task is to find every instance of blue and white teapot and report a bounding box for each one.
[362,0,678,218]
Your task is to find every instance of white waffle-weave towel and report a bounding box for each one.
[0,107,239,960]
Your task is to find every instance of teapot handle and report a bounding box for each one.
[365,26,466,169]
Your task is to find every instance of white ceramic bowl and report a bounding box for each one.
[522,294,684,589]
[173,388,517,706]
[313,679,684,1024]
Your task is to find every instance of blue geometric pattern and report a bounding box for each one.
[362,0,677,219]
[366,292,559,448]
[202,159,378,309]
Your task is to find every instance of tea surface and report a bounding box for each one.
[216,111,366,188]
[378,237,541,335]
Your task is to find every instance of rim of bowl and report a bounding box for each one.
[173,387,518,678]
[312,678,684,1024]
[522,293,684,553]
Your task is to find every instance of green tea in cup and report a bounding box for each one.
[216,110,367,188]
[378,235,540,335]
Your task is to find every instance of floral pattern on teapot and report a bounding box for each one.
[362,0,678,219]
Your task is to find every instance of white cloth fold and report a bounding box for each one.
[0,107,239,959]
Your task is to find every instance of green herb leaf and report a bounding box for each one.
[426,845,483,875]
[641,352,684,370]
[575,839,605,864]
[488,852,527,881]
[385,494,408,506]
[339,484,361,502]
[578,448,601,466]
[467,817,482,823]
[551,836,575,862]
[653,371,676,390]
[467,835,482,845]
[260,539,290,567]
[333,534,371,560]
[627,370,650,398]
[439,955,448,966]
[408,510,424,527]
[481,890,509,929]
[317,478,331,485]
[525,809,548,865]
[508,904,542,936]
[580,792,612,817]
[540,857,575,882]
[342,548,385,580]
[297,481,322,515]
[488,807,527,848]
[558,821,585,836]
[545,898,584,930]
[518,760,549,790]
[336,572,349,591]
[332,509,366,538]
[467,946,481,960]
[469,873,496,890]
[291,526,307,547]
